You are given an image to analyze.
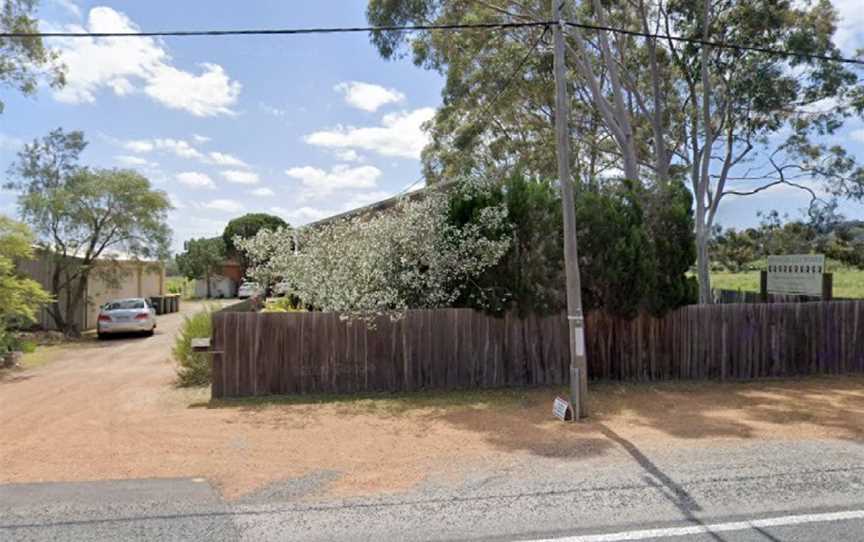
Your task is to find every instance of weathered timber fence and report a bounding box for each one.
[711,288,836,304]
[211,301,864,398]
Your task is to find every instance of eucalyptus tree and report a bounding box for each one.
[368,0,864,303]
[0,0,66,113]
[6,129,172,335]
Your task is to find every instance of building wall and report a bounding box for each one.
[16,250,165,331]
[195,275,236,299]
[15,251,86,332]
[221,260,243,284]
[85,262,165,330]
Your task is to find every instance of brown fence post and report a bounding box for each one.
[760,270,768,303]
[823,273,833,301]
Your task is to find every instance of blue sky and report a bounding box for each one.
[0,0,862,253]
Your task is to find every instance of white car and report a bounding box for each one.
[97,298,157,339]
[237,281,263,299]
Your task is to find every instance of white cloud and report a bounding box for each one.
[340,190,393,211]
[192,134,211,144]
[269,190,391,225]
[119,137,254,168]
[145,63,240,117]
[221,170,260,185]
[0,133,24,152]
[123,139,154,153]
[50,7,240,116]
[167,193,186,210]
[122,137,204,160]
[833,0,864,53]
[285,164,381,198]
[157,139,203,160]
[51,0,81,19]
[203,199,244,213]
[208,152,248,168]
[176,171,215,189]
[304,108,434,160]
[271,206,334,224]
[114,155,157,167]
[334,149,363,162]
[851,129,864,144]
[250,187,275,197]
[335,81,405,112]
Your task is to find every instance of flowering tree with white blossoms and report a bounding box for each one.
[236,192,511,317]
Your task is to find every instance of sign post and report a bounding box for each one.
[764,255,830,299]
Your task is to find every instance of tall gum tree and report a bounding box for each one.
[368,0,864,303]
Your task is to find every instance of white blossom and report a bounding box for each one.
[237,192,510,318]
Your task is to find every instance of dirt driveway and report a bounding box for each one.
[3,303,864,500]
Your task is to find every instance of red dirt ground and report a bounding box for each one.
[2,302,863,499]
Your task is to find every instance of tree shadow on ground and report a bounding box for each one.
[0,370,35,384]
[589,376,864,443]
[194,376,864,459]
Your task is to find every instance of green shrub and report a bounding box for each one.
[174,305,216,387]
[262,297,303,313]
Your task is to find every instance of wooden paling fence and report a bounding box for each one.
[712,289,824,304]
[211,301,864,398]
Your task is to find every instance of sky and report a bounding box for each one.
[0,0,862,254]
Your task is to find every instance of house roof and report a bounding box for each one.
[306,178,460,229]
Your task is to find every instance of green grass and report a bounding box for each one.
[166,276,197,299]
[712,265,864,299]
[174,305,219,387]
[195,387,542,416]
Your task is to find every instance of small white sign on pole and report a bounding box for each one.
[766,254,825,297]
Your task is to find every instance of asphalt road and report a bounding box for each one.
[2,439,864,541]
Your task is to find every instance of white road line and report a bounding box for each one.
[526,509,864,542]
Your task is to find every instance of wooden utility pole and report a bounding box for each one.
[552,0,588,418]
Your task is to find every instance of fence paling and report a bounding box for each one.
[211,301,864,398]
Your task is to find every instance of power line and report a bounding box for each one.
[0,21,552,38]
[566,21,864,66]
[4,18,860,66]
[392,26,549,199]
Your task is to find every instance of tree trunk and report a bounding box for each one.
[205,271,212,299]
[62,274,88,338]
[48,260,68,333]
[695,223,712,304]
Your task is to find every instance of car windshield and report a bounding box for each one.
[106,300,145,310]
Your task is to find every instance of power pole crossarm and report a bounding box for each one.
[552,1,589,418]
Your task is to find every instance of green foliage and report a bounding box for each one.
[0,0,66,114]
[6,129,172,335]
[262,297,304,313]
[712,265,864,299]
[174,306,216,387]
[574,184,653,318]
[367,0,864,302]
[448,176,563,314]
[641,181,699,313]
[176,237,225,298]
[166,276,195,299]
[222,213,288,273]
[0,215,52,351]
[448,176,696,318]
[712,210,864,272]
